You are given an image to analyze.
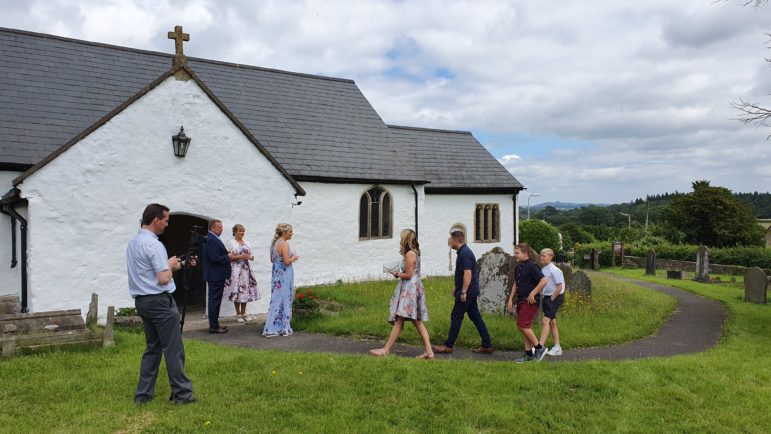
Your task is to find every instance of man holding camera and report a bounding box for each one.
[127,203,196,405]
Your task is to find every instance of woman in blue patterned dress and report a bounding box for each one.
[224,224,259,323]
[262,223,299,337]
[369,229,433,359]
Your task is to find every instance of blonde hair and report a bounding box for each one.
[540,248,554,259]
[399,229,420,256]
[270,223,293,254]
[232,223,245,236]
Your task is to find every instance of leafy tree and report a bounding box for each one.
[559,222,596,248]
[519,219,561,253]
[577,206,614,226]
[663,180,765,247]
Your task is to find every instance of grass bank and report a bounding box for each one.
[294,273,676,351]
[1,272,769,433]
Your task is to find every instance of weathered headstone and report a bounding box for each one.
[611,242,624,267]
[645,250,656,276]
[86,293,98,328]
[744,267,768,304]
[556,263,573,290]
[666,270,682,280]
[103,306,115,347]
[591,249,600,271]
[571,270,592,297]
[694,246,710,283]
[477,248,515,314]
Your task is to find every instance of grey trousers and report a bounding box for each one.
[134,293,193,402]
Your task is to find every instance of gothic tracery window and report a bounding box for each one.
[359,187,392,239]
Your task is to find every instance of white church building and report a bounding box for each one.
[0,27,524,319]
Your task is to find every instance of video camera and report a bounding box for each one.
[179,224,205,264]
[178,224,206,332]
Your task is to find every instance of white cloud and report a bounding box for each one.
[2,0,771,203]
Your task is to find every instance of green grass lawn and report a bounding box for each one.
[1,271,770,433]
[294,274,677,351]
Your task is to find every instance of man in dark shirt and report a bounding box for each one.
[433,231,493,354]
[506,243,548,362]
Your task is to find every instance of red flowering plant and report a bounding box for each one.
[292,289,320,314]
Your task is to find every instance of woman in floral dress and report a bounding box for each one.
[224,224,259,322]
[369,229,433,359]
[262,223,299,337]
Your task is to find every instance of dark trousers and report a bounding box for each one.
[207,280,225,329]
[444,295,492,348]
[134,293,193,402]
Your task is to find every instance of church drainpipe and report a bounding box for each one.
[0,201,28,313]
[512,194,518,246]
[411,184,419,239]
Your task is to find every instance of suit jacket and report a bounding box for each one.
[203,231,231,282]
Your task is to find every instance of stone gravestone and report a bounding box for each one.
[666,270,682,280]
[744,267,768,304]
[571,270,592,297]
[591,249,600,271]
[694,245,710,283]
[645,250,656,276]
[477,247,515,314]
[556,263,573,290]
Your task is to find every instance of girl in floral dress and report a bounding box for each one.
[369,229,433,359]
[224,224,259,322]
[262,223,299,337]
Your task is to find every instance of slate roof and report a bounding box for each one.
[388,125,522,192]
[0,27,521,191]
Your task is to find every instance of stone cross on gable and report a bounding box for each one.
[167,25,190,68]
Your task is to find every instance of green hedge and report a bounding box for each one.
[574,243,771,269]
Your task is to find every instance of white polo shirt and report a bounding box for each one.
[541,262,565,297]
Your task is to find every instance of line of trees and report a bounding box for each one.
[521,181,769,250]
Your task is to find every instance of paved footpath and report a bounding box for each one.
[184,274,726,362]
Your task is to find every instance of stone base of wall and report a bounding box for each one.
[621,256,767,275]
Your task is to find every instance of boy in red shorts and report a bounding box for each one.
[506,243,548,363]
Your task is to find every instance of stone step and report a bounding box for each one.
[0,295,21,315]
[0,309,86,335]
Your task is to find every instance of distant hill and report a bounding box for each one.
[529,201,610,211]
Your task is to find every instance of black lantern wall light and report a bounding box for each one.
[172,126,191,157]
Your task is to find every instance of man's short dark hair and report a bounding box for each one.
[142,203,169,226]
[450,231,465,244]
[208,219,222,230]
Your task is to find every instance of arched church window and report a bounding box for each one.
[359,186,393,240]
[474,203,500,243]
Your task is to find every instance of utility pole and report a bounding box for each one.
[619,212,631,229]
[527,193,540,220]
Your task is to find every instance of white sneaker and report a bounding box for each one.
[236,316,245,323]
[546,345,562,356]
[244,315,256,321]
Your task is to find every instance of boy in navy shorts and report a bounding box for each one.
[537,248,565,357]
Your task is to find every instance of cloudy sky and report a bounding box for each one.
[2,0,771,205]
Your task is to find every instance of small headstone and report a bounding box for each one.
[591,249,600,271]
[477,248,515,314]
[645,250,656,276]
[556,263,573,289]
[571,270,592,297]
[1,335,15,358]
[694,245,710,283]
[666,270,682,280]
[103,306,115,348]
[744,267,768,304]
[86,293,98,328]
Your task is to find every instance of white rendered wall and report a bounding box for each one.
[288,182,422,286]
[420,194,515,277]
[0,171,23,296]
[18,76,296,319]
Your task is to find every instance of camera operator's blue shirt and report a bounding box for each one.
[127,228,176,298]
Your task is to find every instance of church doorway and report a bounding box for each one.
[159,213,209,307]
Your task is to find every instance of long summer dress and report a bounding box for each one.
[224,239,260,303]
[262,240,295,336]
[388,253,429,324]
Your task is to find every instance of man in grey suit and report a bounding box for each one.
[127,203,196,404]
